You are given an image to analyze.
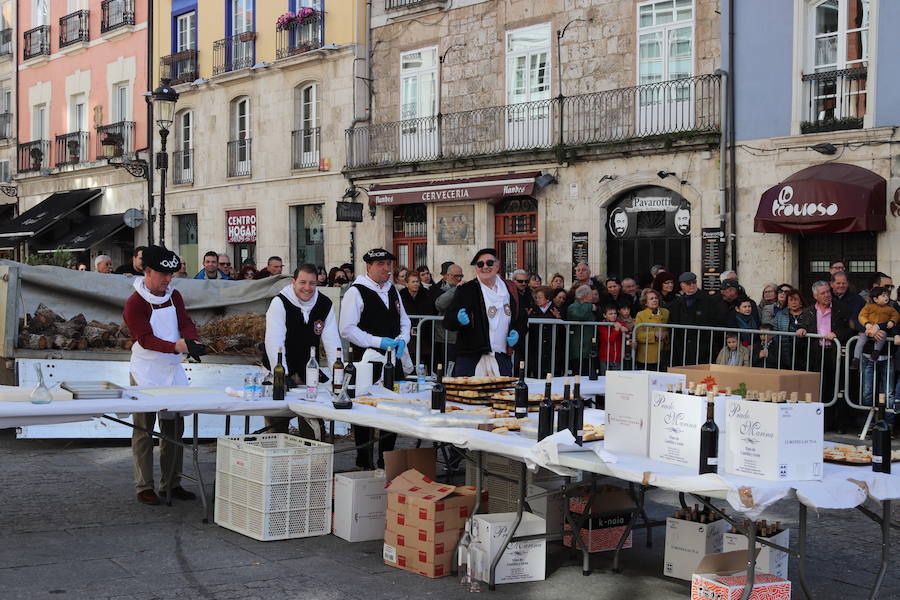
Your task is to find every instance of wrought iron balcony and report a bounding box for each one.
[801,67,867,134]
[291,127,320,169]
[0,28,12,56]
[96,121,135,158]
[227,138,252,177]
[59,10,90,47]
[101,0,135,34]
[23,26,50,61]
[18,140,50,173]
[161,50,199,86]
[276,12,323,59]
[345,73,721,169]
[55,131,90,166]
[213,33,255,75]
[0,112,11,139]
[172,149,193,185]
[385,0,446,9]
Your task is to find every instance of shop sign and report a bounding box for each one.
[701,228,726,291]
[607,187,691,239]
[571,232,588,280]
[226,209,257,243]
[336,201,364,222]
[369,173,540,206]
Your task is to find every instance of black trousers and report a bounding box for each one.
[354,426,397,469]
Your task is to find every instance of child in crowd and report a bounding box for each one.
[751,323,781,368]
[852,286,900,369]
[598,304,628,374]
[715,332,750,367]
[616,298,635,332]
[728,297,759,347]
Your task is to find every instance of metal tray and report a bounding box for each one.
[60,381,124,399]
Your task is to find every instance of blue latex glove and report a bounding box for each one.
[506,330,519,347]
[394,339,407,360]
[379,337,397,351]
[457,308,471,325]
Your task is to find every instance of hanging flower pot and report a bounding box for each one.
[239,31,257,43]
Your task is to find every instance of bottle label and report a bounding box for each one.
[707,457,718,466]
[577,429,584,437]
[333,369,344,386]
[872,456,883,464]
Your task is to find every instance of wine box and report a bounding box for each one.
[722,528,790,579]
[605,370,686,456]
[691,550,791,600]
[563,485,636,553]
[333,470,387,542]
[469,512,547,584]
[648,391,733,471]
[663,516,729,581]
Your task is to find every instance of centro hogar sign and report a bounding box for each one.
[227,209,257,243]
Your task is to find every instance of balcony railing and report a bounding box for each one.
[345,73,721,169]
[0,112,11,138]
[385,0,446,9]
[101,0,135,34]
[172,149,193,184]
[213,33,255,75]
[227,138,252,177]
[291,127,320,169]
[23,26,51,61]
[161,49,199,85]
[276,13,323,59]
[55,131,90,166]
[0,28,12,55]
[59,10,90,47]
[18,140,50,173]
[801,66,867,134]
[96,121,135,158]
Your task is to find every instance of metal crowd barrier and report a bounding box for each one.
[843,335,898,414]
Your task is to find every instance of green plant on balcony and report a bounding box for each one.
[29,146,43,169]
[101,132,124,157]
[800,117,864,134]
[67,139,81,162]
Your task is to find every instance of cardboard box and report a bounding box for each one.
[667,364,820,402]
[605,370,686,456]
[663,516,729,580]
[382,469,480,578]
[383,447,437,483]
[724,397,824,481]
[691,550,790,600]
[333,471,387,542]
[722,529,790,579]
[563,485,636,553]
[526,482,565,534]
[470,512,547,584]
[649,391,733,471]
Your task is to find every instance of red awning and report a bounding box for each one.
[754,163,886,234]
[368,172,541,207]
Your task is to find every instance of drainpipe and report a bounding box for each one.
[727,0,737,272]
[347,0,372,271]
[146,0,155,246]
[715,68,727,235]
[13,4,19,260]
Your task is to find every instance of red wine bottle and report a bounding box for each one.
[872,393,891,474]
[537,373,554,441]
[557,377,571,433]
[431,363,446,413]
[570,375,584,445]
[699,393,719,474]
[514,360,528,420]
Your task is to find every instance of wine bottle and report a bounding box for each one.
[273,347,286,401]
[344,348,356,399]
[872,393,891,474]
[699,392,719,474]
[305,347,319,400]
[588,337,598,381]
[431,363,446,413]
[557,377,572,432]
[571,375,584,446]
[537,373,554,441]
[332,348,345,394]
[383,347,395,391]
[514,360,528,420]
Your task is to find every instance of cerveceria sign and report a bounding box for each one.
[369,172,540,206]
[226,209,256,243]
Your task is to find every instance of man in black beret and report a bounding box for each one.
[443,248,528,376]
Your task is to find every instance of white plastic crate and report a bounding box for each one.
[214,433,333,541]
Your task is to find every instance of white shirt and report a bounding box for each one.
[265,285,339,371]
[479,277,512,354]
[339,274,411,350]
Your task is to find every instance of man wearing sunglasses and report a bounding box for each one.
[443,249,528,376]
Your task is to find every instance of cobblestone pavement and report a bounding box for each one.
[0,431,897,600]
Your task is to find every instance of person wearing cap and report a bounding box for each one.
[339,248,411,469]
[667,271,716,366]
[123,245,205,506]
[443,249,528,376]
[713,278,760,327]
[263,263,340,438]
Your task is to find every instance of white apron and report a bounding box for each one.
[129,292,188,388]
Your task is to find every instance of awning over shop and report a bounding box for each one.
[754,163,886,234]
[0,188,102,240]
[33,213,128,253]
[368,172,541,207]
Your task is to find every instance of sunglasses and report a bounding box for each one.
[515,279,528,284]
[450,274,463,279]
[475,260,496,268]
[220,262,231,266]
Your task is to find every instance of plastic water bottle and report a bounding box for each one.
[416,364,427,393]
[243,373,253,402]
[253,372,263,401]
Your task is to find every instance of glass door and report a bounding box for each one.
[231,0,253,70]
[234,97,250,173]
[505,25,551,150]
[399,48,438,161]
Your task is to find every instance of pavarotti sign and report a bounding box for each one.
[226,209,257,243]
[370,173,539,206]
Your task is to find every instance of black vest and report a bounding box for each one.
[264,292,332,379]
[349,283,401,359]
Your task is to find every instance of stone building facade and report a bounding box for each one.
[0,0,14,236]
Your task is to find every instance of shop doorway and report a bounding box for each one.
[233,243,256,270]
[606,186,691,282]
[392,203,427,269]
[494,197,537,279]
[799,232,876,298]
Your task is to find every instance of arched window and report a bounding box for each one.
[292,83,319,169]
[228,96,251,177]
[174,109,193,184]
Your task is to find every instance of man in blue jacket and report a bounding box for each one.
[194,251,230,280]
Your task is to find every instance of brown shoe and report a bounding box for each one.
[137,489,161,505]
[167,486,197,501]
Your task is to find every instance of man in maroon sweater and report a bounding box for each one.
[124,245,202,505]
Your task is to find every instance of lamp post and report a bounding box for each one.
[149,78,179,247]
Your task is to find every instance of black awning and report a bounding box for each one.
[0,235,30,251]
[34,213,128,253]
[0,188,102,239]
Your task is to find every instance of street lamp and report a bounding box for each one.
[149,78,179,247]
